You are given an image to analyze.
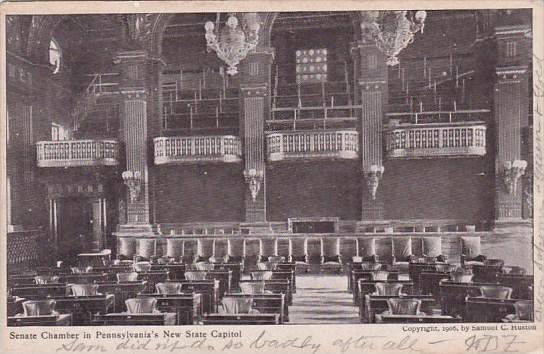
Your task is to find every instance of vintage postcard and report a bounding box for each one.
[1,0,543,353]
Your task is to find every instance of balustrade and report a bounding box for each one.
[266,130,359,161]
[154,135,242,164]
[385,123,486,158]
[36,140,119,167]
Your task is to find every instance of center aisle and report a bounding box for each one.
[288,274,360,324]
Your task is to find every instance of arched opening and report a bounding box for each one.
[49,38,62,74]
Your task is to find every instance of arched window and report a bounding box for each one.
[49,38,61,74]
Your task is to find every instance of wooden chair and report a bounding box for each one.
[22,299,57,316]
[320,255,343,274]
[116,272,139,282]
[251,271,273,281]
[373,282,404,296]
[219,297,259,314]
[386,298,424,316]
[70,284,101,296]
[358,238,381,263]
[156,282,182,295]
[370,271,390,281]
[360,262,382,271]
[391,237,416,270]
[133,261,152,272]
[422,237,448,263]
[289,254,310,274]
[460,236,487,267]
[34,275,59,285]
[503,300,534,322]
[125,298,157,314]
[184,271,207,281]
[479,285,513,300]
[240,282,268,295]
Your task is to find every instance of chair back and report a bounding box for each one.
[361,262,382,271]
[387,298,422,315]
[513,300,534,321]
[219,297,254,314]
[240,282,266,294]
[257,262,270,271]
[22,299,56,316]
[156,282,182,295]
[133,261,152,272]
[352,256,363,263]
[34,275,60,285]
[125,298,157,313]
[117,272,139,282]
[251,271,273,281]
[194,262,214,271]
[185,271,208,281]
[435,264,455,273]
[370,270,389,281]
[156,256,174,265]
[480,285,513,299]
[70,266,93,274]
[70,283,100,296]
[451,272,473,283]
[375,282,403,296]
[268,256,285,263]
[503,266,526,275]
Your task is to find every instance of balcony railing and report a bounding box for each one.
[385,122,487,158]
[154,135,242,164]
[36,140,120,167]
[266,130,359,162]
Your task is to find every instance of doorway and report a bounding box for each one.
[56,197,92,264]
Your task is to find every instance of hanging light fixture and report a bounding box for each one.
[204,13,260,76]
[361,10,427,66]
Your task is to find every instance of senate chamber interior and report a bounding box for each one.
[5,9,536,326]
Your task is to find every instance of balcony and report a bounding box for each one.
[36,140,120,168]
[266,130,359,162]
[385,122,487,159]
[154,135,242,165]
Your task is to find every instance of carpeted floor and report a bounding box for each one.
[288,274,360,324]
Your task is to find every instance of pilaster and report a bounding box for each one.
[352,39,388,220]
[493,25,531,223]
[239,48,274,223]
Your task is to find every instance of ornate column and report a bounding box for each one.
[352,34,388,221]
[239,48,274,223]
[493,25,530,223]
[114,50,153,226]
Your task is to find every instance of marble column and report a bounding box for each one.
[352,39,388,220]
[239,48,274,223]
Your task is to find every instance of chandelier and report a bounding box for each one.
[204,13,260,76]
[362,10,427,66]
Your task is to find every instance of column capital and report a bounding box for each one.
[495,65,528,81]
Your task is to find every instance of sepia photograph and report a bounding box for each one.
[1,1,543,353]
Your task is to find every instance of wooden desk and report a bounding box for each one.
[8,275,38,287]
[92,265,134,274]
[464,298,519,322]
[213,263,242,290]
[224,293,287,323]
[377,314,459,323]
[439,280,495,318]
[77,252,110,267]
[151,264,186,280]
[351,270,399,295]
[50,295,115,325]
[202,313,279,325]
[355,280,413,306]
[409,263,446,288]
[362,295,436,323]
[137,293,202,325]
[92,313,176,325]
[206,270,232,298]
[8,314,72,326]
[420,272,451,298]
[58,273,111,284]
[7,297,25,317]
[175,280,219,314]
[137,271,169,293]
[10,284,68,299]
[497,274,533,300]
[96,281,147,312]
